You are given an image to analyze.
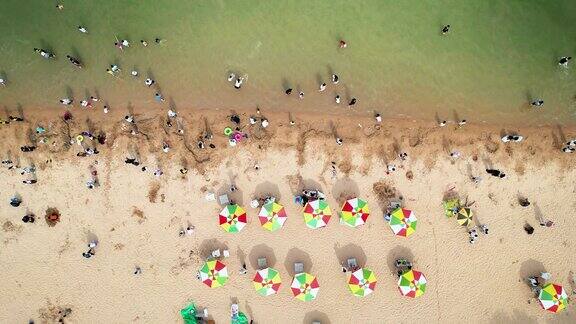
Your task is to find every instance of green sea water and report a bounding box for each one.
[1,0,576,125]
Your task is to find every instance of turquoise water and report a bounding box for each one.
[1,0,576,125]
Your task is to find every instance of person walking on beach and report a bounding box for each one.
[441,24,451,35]
[78,26,88,33]
[486,168,505,178]
[531,99,544,107]
[559,56,572,67]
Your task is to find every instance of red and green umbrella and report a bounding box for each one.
[538,283,569,313]
[398,269,427,298]
[199,260,229,288]
[389,208,417,237]
[340,198,370,227]
[347,268,377,297]
[253,267,282,296]
[291,272,320,301]
[219,204,247,233]
[303,200,332,229]
[258,202,287,232]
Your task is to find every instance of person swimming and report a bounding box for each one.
[59,98,73,105]
[34,48,55,59]
[78,26,88,33]
[442,24,451,34]
[285,88,293,95]
[140,40,148,47]
[335,95,341,104]
[66,55,82,68]
[145,78,155,87]
[331,74,339,84]
[559,56,572,67]
[339,40,347,48]
[227,73,235,82]
[531,99,544,107]
[234,78,243,89]
[299,91,304,99]
[110,65,120,73]
[121,39,130,47]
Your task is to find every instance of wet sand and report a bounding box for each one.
[0,107,575,323]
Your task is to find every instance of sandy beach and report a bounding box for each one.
[0,107,575,323]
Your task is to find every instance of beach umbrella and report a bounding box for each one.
[199,260,229,288]
[398,269,427,298]
[258,202,287,232]
[253,267,282,296]
[340,198,370,227]
[303,199,332,229]
[291,272,320,301]
[347,268,377,297]
[389,208,417,237]
[456,207,473,226]
[538,283,569,313]
[219,204,247,233]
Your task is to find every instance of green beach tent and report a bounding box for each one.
[180,303,198,324]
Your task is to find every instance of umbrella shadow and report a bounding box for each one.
[248,243,277,270]
[284,247,312,276]
[303,310,331,324]
[302,178,323,192]
[519,259,546,282]
[333,243,367,268]
[254,181,281,202]
[386,245,414,275]
[331,177,360,204]
[198,239,229,259]
[372,180,403,211]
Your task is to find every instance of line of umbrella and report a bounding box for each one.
[199,259,569,312]
[218,198,417,237]
[199,259,427,300]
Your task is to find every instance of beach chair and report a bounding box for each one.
[219,194,230,205]
[347,258,358,271]
[294,262,304,274]
[222,249,230,258]
[258,257,268,269]
[211,249,221,259]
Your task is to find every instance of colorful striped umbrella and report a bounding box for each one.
[538,283,569,313]
[347,268,377,297]
[291,272,320,301]
[258,202,287,232]
[340,198,370,227]
[398,269,427,298]
[456,207,473,226]
[219,204,247,233]
[303,200,332,229]
[389,208,418,237]
[253,267,282,296]
[199,260,229,288]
